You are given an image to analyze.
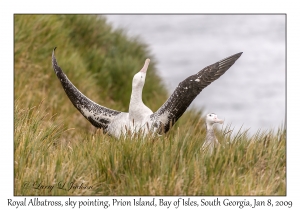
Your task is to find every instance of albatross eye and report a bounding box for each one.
[209,114,211,117]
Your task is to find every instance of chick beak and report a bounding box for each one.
[214,117,224,124]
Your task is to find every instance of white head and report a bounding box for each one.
[206,113,224,130]
[132,59,150,89]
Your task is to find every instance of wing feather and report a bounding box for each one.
[150,52,243,134]
[52,47,122,131]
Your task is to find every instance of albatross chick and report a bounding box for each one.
[202,113,224,153]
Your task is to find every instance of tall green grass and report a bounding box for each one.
[14,15,286,195]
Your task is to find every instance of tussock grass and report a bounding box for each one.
[14,15,286,195]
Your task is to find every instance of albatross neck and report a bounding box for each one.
[130,83,144,104]
[206,122,214,131]
[129,84,147,120]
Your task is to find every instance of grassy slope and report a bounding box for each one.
[14,15,286,195]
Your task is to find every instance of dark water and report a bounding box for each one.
[105,15,285,135]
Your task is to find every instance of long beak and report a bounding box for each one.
[215,118,224,124]
[140,58,150,73]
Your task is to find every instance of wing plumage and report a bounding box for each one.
[150,52,243,134]
[52,47,122,131]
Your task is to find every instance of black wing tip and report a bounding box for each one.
[220,52,243,64]
[233,52,243,59]
[52,47,57,58]
[236,52,243,57]
[231,52,243,58]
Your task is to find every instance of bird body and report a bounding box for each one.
[202,113,224,153]
[52,47,242,138]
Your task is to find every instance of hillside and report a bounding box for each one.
[14,15,286,195]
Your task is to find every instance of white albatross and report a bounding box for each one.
[202,113,224,153]
[52,47,242,138]
[128,58,153,134]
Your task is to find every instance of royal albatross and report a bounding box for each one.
[51,47,151,138]
[52,48,242,138]
[128,58,153,130]
[202,113,224,153]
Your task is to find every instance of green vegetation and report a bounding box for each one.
[14,15,286,195]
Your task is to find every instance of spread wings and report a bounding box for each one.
[150,52,243,134]
[52,47,122,131]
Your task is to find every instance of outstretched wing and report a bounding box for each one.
[52,47,122,131]
[150,52,243,134]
